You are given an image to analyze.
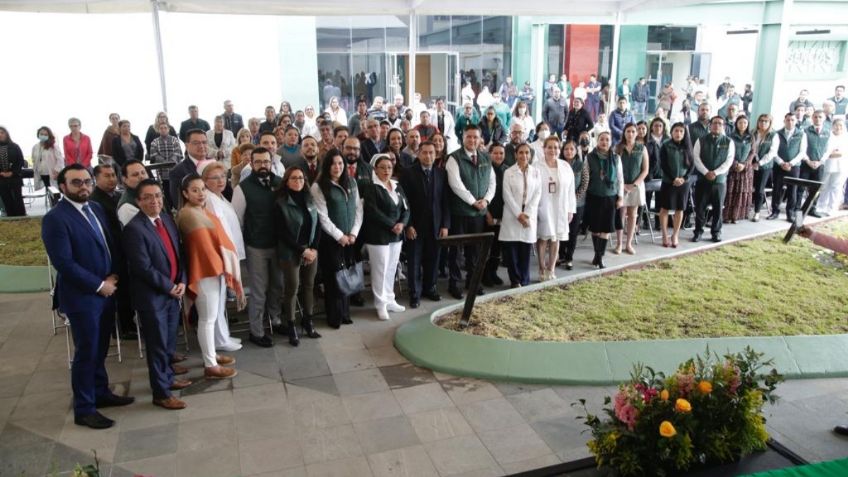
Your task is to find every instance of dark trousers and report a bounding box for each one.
[138,300,179,400]
[448,214,486,287]
[0,180,25,216]
[66,300,114,417]
[753,167,772,213]
[694,179,726,237]
[562,206,585,261]
[797,163,824,212]
[318,235,353,327]
[772,165,801,216]
[406,229,441,300]
[484,224,502,281]
[502,241,532,286]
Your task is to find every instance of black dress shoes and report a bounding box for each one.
[422,290,441,301]
[448,286,464,300]
[711,235,722,243]
[75,412,114,429]
[766,212,780,220]
[96,394,135,408]
[834,425,848,436]
[409,299,420,309]
[692,233,702,243]
[341,317,354,325]
[249,334,273,348]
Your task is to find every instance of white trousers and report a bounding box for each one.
[195,275,225,367]
[214,293,234,348]
[366,242,402,311]
[819,171,847,213]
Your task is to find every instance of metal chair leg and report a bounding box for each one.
[135,313,144,359]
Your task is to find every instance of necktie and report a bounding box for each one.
[310,163,316,178]
[348,164,357,178]
[423,167,431,184]
[154,218,178,283]
[82,204,109,262]
[470,154,478,167]
[260,178,270,188]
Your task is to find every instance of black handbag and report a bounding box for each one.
[335,260,364,297]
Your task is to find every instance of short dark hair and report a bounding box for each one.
[419,141,435,151]
[251,147,272,160]
[302,135,318,145]
[259,131,277,141]
[136,178,162,197]
[121,159,145,178]
[58,164,89,185]
[93,163,115,177]
[710,115,725,124]
[333,125,349,138]
[463,124,481,135]
[185,129,206,142]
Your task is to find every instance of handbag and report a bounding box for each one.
[335,259,364,297]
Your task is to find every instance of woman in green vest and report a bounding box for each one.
[275,167,321,346]
[560,140,590,270]
[585,131,624,269]
[311,148,363,329]
[723,115,754,224]
[751,114,778,222]
[363,155,410,321]
[658,123,694,247]
[614,124,649,255]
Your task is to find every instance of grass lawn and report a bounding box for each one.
[0,217,46,266]
[438,219,848,342]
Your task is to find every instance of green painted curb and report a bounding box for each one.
[0,265,50,293]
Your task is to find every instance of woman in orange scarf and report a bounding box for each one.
[176,174,246,379]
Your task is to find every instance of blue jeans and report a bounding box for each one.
[633,101,647,121]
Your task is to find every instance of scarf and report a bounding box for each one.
[596,149,617,187]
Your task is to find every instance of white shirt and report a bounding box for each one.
[445,150,497,207]
[534,158,576,240]
[693,135,736,176]
[117,202,140,227]
[752,131,780,167]
[310,181,364,241]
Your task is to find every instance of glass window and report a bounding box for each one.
[547,25,564,80]
[647,26,697,51]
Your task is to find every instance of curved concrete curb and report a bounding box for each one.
[0,265,50,293]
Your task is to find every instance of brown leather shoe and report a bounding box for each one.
[204,366,238,380]
[153,396,187,410]
[215,355,236,366]
[170,379,192,390]
[171,353,187,363]
[172,364,189,375]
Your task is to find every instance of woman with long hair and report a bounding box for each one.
[311,149,363,328]
[175,174,244,380]
[144,111,177,153]
[97,113,120,157]
[0,127,26,216]
[535,136,576,281]
[585,132,623,268]
[500,143,542,287]
[614,123,649,255]
[236,128,253,146]
[32,126,64,189]
[111,120,144,167]
[325,96,347,125]
[275,167,321,345]
[635,120,649,145]
[382,128,410,170]
[750,114,778,222]
[431,132,448,169]
[723,115,754,223]
[658,123,694,247]
[510,100,535,142]
[560,140,590,270]
[480,107,506,147]
[63,117,93,169]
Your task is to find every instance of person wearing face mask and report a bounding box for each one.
[559,141,589,270]
[510,101,535,142]
[530,122,551,162]
[32,126,64,191]
[455,101,480,139]
[577,133,593,160]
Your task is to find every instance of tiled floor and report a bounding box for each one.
[3,216,848,476]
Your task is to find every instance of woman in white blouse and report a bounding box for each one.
[325,96,347,126]
[819,119,847,215]
[500,143,542,287]
[510,101,535,142]
[207,116,237,169]
[32,126,64,190]
[198,160,245,352]
[534,136,576,281]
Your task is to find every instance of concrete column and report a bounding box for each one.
[530,23,547,122]
[277,16,319,109]
[751,0,793,119]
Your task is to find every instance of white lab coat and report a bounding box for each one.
[535,158,576,241]
[500,164,542,244]
[206,129,237,169]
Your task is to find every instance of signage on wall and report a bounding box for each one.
[785,41,845,75]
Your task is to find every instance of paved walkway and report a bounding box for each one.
[2,215,848,476]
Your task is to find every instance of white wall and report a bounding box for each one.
[696,25,758,100]
[430,53,448,100]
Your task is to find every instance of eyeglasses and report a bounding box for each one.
[253,160,272,165]
[289,176,306,182]
[139,193,163,201]
[69,178,93,187]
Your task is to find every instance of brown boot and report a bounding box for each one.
[153,396,187,410]
[215,355,236,366]
[204,366,237,380]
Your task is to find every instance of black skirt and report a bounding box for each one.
[659,181,691,211]
[586,194,618,233]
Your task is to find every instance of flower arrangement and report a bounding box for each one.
[576,346,783,477]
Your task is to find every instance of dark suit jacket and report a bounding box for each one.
[41,199,119,314]
[399,161,450,238]
[111,135,144,166]
[167,158,198,209]
[89,188,122,243]
[121,212,186,312]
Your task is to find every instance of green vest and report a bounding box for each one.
[660,141,688,184]
[275,194,318,261]
[620,143,644,184]
[118,186,138,209]
[698,134,731,184]
[757,132,776,170]
[568,157,586,207]
[587,150,619,198]
[324,180,359,235]
[730,132,752,164]
[241,173,282,249]
[688,121,710,146]
[777,128,804,163]
[448,149,493,217]
[806,125,831,162]
[363,182,410,245]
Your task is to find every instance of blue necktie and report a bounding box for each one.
[82,203,110,263]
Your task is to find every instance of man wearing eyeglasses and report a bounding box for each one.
[42,164,135,429]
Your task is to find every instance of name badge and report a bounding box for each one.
[548,181,557,194]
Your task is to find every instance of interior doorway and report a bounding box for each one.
[389,53,460,111]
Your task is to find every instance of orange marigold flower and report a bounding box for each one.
[659,420,677,438]
[675,398,692,413]
[698,381,713,394]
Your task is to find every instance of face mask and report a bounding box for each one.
[538,130,550,140]
[38,134,49,142]
[518,108,526,114]
[580,139,590,147]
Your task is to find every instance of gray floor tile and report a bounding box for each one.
[353,415,420,454]
[176,443,241,477]
[301,423,363,464]
[0,374,30,398]
[114,422,178,463]
[368,345,408,367]
[45,441,100,476]
[333,368,390,396]
[423,434,501,476]
[324,347,376,374]
[0,441,54,476]
[494,381,550,396]
[458,397,526,433]
[500,453,560,474]
[379,363,436,389]
[529,416,591,460]
[408,407,474,443]
[236,408,297,442]
[178,376,234,397]
[120,452,177,477]
[178,389,235,422]
[9,389,71,420]
[440,377,503,405]
[477,422,553,465]
[343,390,403,423]
[281,350,333,380]
[392,382,454,415]
[233,382,288,412]
[305,455,373,477]
[367,444,439,477]
[239,434,305,475]
[287,375,339,397]
[506,388,573,423]
[177,414,236,453]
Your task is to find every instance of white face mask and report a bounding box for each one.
[538,130,550,140]
[518,108,526,115]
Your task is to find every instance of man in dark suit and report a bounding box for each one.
[342,136,373,307]
[42,164,135,429]
[399,142,450,308]
[168,129,205,210]
[90,163,135,339]
[122,179,190,410]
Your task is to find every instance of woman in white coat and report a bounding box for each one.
[500,143,542,288]
[535,136,576,281]
[32,126,64,190]
[325,96,348,126]
[207,116,237,169]
[510,101,535,142]
[819,119,847,214]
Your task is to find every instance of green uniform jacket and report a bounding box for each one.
[362,181,410,245]
[274,192,319,261]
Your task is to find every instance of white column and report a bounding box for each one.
[608,11,622,116]
[150,0,168,112]
[530,23,546,123]
[408,10,417,104]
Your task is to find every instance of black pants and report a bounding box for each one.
[448,214,486,288]
[772,165,800,216]
[318,235,354,327]
[694,179,726,237]
[484,224,502,281]
[406,229,441,300]
[502,241,532,286]
[0,180,25,216]
[561,205,585,262]
[797,163,823,212]
[752,167,772,214]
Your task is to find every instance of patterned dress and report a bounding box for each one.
[723,131,754,221]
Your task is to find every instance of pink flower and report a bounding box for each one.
[616,403,639,430]
[635,383,658,403]
[677,373,695,396]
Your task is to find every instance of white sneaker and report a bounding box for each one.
[217,342,243,352]
[386,302,406,313]
[376,307,391,321]
[230,336,242,344]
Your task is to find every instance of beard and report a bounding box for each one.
[255,168,271,178]
[64,189,90,202]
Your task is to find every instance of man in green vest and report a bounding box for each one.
[768,114,808,222]
[797,110,831,217]
[231,147,283,348]
[445,124,497,299]
[688,102,711,146]
[692,116,735,242]
[829,85,847,116]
